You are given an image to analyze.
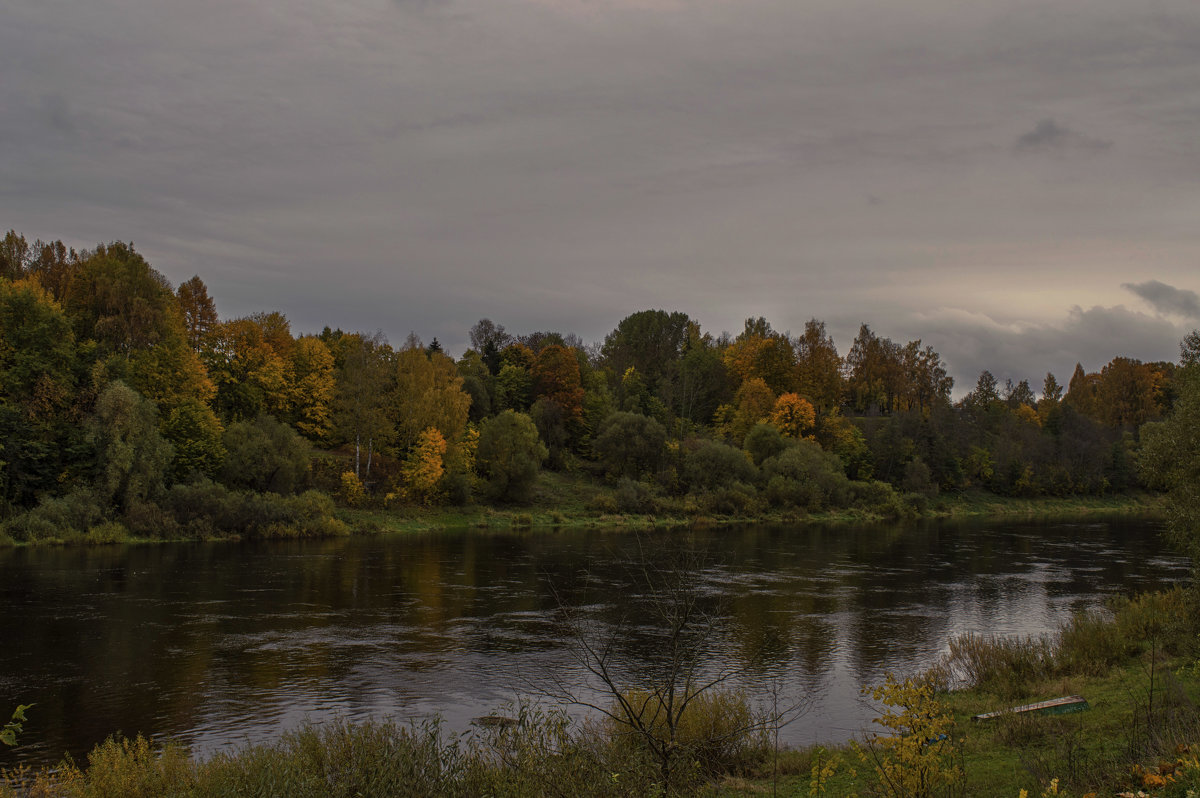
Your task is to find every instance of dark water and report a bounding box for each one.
[0,517,1188,766]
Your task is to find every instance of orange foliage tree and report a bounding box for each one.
[770,392,816,438]
[532,344,585,422]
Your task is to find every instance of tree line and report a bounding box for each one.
[0,230,1195,541]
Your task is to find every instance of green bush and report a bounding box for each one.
[122,500,180,539]
[84,521,132,545]
[593,411,668,480]
[681,439,757,491]
[901,456,938,497]
[1112,586,1196,655]
[160,480,343,540]
[761,440,851,510]
[45,734,197,797]
[743,423,792,466]
[849,479,905,516]
[2,488,105,542]
[614,478,656,514]
[586,492,620,514]
[763,473,820,510]
[221,415,310,495]
[439,469,473,506]
[699,481,760,516]
[476,410,547,504]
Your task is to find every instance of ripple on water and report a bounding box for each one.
[1,518,1190,768]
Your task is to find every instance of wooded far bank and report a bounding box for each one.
[2,229,1199,545]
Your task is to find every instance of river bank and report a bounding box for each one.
[0,468,1161,547]
[731,606,1200,797]
[339,471,1167,535]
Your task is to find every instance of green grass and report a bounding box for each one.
[721,621,1200,798]
[931,488,1167,521]
[338,472,1166,537]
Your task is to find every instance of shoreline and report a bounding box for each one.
[0,488,1167,548]
[338,487,1167,536]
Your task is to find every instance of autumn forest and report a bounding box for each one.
[1,230,1194,542]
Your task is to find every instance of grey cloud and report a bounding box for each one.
[1014,119,1111,153]
[907,304,1184,397]
[3,0,1200,363]
[1123,280,1200,319]
[41,95,77,137]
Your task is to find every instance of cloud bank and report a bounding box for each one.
[3,0,1200,383]
[1123,280,1200,319]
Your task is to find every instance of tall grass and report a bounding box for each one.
[1,695,775,798]
[930,587,1198,699]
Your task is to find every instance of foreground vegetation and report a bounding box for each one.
[4,587,1199,797]
[747,588,1200,798]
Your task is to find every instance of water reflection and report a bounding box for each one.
[0,517,1187,766]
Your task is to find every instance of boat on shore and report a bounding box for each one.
[971,695,1089,722]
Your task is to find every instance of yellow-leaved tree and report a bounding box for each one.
[391,347,471,455]
[856,674,964,798]
[403,426,447,505]
[717,377,776,444]
[288,335,335,440]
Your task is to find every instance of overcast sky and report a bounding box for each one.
[4,0,1199,393]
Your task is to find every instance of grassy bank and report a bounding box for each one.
[338,470,1167,535]
[729,658,1200,797]
[0,466,1164,548]
[730,588,1200,797]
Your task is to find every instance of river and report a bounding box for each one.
[0,516,1187,767]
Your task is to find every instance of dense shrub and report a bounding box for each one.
[592,411,667,480]
[476,410,547,503]
[1112,586,1196,655]
[743,423,792,466]
[763,473,819,510]
[1,488,105,542]
[761,440,851,510]
[849,479,905,515]
[1056,609,1128,675]
[84,521,133,545]
[614,478,656,513]
[586,491,620,514]
[931,589,1196,700]
[220,415,310,495]
[680,439,757,492]
[901,456,937,497]
[699,481,760,516]
[122,500,180,539]
[160,480,345,540]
